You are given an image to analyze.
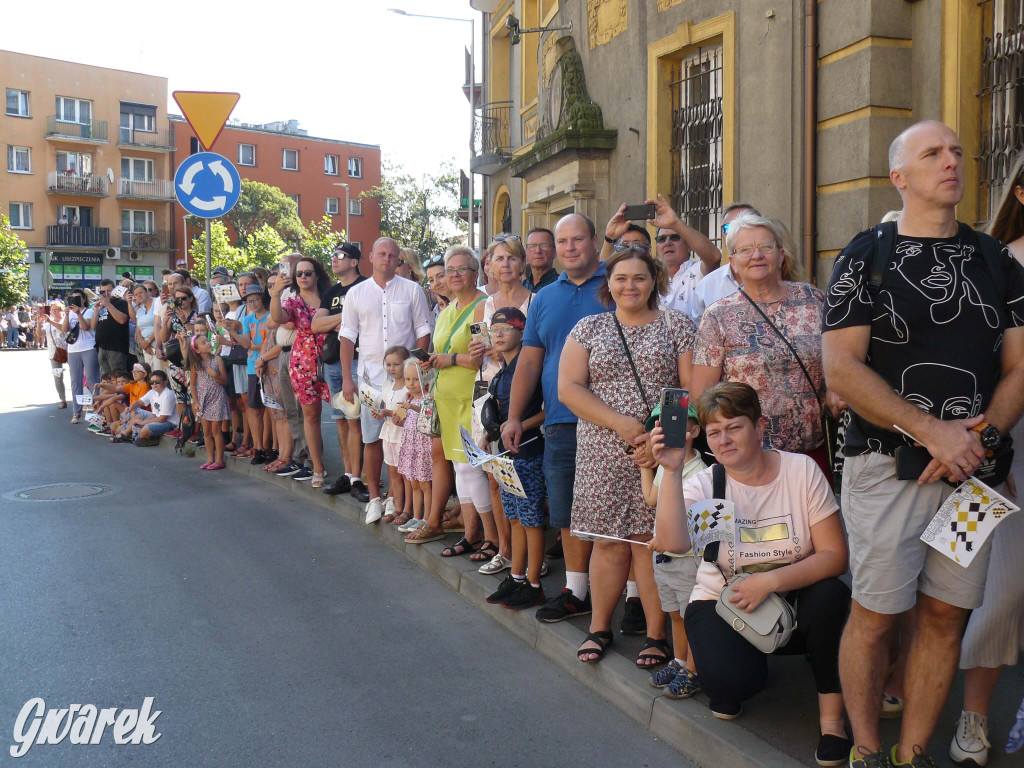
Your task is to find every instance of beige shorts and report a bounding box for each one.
[653,552,698,614]
[841,452,992,615]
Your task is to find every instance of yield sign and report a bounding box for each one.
[172,91,240,151]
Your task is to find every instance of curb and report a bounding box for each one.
[159,439,805,768]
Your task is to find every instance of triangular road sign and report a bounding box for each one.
[172,91,240,151]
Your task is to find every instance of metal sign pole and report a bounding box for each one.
[205,218,212,283]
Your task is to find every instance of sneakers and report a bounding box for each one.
[396,517,423,533]
[848,746,892,768]
[881,694,904,719]
[250,450,269,466]
[486,574,521,605]
[71,414,80,424]
[351,479,370,502]
[664,667,701,700]
[535,588,592,623]
[503,582,545,610]
[890,745,938,767]
[950,711,990,767]
[620,596,647,635]
[364,497,384,524]
[275,462,303,477]
[650,658,683,689]
[478,554,512,575]
[322,475,351,495]
[292,467,313,481]
[87,423,104,434]
[311,472,325,489]
[709,700,742,720]
[814,734,853,767]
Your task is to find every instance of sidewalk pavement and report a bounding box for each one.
[158,424,1022,768]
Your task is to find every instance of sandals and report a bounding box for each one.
[635,637,671,669]
[469,540,498,562]
[441,536,481,558]
[404,523,445,545]
[391,513,412,527]
[441,510,465,533]
[577,630,614,664]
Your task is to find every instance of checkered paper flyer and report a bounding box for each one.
[920,478,1019,567]
[686,499,735,558]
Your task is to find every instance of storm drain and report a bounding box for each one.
[3,483,114,502]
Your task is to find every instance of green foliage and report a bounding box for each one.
[188,221,244,283]
[362,157,466,260]
[221,179,306,247]
[243,224,290,267]
[0,215,29,307]
[301,215,345,268]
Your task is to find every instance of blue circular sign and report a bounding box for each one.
[174,152,242,218]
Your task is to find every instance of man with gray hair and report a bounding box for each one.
[823,120,1024,768]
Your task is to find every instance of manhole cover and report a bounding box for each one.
[4,483,114,502]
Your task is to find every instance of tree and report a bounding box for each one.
[362,158,466,259]
[242,224,290,268]
[221,179,306,247]
[188,221,245,283]
[0,215,29,307]
[301,215,345,268]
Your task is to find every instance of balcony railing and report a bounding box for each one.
[118,127,175,151]
[116,177,175,201]
[46,225,110,247]
[471,101,513,175]
[45,116,108,142]
[120,230,166,250]
[46,171,109,196]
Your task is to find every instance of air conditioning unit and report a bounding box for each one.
[129,251,141,261]
[105,247,121,260]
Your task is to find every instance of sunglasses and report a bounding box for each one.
[612,243,651,255]
[492,233,520,244]
[654,233,682,244]
[445,266,476,277]
[147,287,159,294]
[525,242,553,252]
[721,222,731,236]
[294,270,315,278]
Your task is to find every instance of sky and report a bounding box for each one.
[2,0,479,177]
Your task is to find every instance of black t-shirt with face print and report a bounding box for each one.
[823,227,1024,456]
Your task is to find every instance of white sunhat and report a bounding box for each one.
[331,390,361,420]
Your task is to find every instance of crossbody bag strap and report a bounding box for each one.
[441,296,485,354]
[612,313,653,415]
[704,463,733,580]
[738,288,819,400]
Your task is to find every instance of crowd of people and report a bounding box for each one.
[32,120,1024,768]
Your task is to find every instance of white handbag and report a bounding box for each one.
[715,573,796,654]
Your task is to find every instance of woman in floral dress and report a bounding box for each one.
[559,244,695,667]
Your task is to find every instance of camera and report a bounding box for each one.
[173,298,184,309]
[68,294,84,308]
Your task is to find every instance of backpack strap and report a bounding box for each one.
[957,222,1008,306]
[702,463,727,564]
[867,221,898,295]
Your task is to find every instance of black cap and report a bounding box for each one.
[334,242,361,261]
[490,306,527,331]
[212,266,230,277]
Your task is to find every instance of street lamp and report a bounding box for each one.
[388,7,476,250]
[332,182,350,241]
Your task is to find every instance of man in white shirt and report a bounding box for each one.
[340,237,432,522]
[691,202,761,322]
[647,195,721,323]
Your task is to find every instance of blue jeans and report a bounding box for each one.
[323,359,360,421]
[68,348,100,417]
[7,327,19,347]
[541,421,577,529]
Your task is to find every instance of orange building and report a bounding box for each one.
[170,117,381,266]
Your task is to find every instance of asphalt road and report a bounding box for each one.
[0,349,688,768]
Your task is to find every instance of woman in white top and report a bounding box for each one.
[652,381,852,767]
[129,283,159,373]
[467,234,535,574]
[61,288,100,424]
[42,301,68,408]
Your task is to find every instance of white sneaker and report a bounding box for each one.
[384,496,396,517]
[364,497,384,524]
[950,710,990,766]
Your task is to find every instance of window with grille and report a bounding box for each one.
[978,0,1024,225]
[669,45,724,248]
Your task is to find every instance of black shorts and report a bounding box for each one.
[247,374,263,409]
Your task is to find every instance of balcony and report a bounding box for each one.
[471,101,513,176]
[46,171,109,197]
[45,116,108,143]
[118,127,175,151]
[46,225,110,248]
[119,230,166,250]
[116,178,175,201]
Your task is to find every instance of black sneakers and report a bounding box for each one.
[535,588,592,623]
[322,475,351,496]
[250,449,269,466]
[620,596,647,635]
[486,574,521,605]
[503,582,545,610]
[815,734,853,767]
[351,479,370,502]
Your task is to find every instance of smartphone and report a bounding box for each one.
[39,306,50,317]
[279,261,291,278]
[659,388,690,449]
[410,348,431,362]
[622,203,657,221]
[469,322,490,347]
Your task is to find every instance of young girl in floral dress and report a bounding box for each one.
[186,334,230,470]
[396,360,432,533]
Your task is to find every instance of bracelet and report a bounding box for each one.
[451,353,457,368]
[604,235,615,244]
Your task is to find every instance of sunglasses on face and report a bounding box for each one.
[445,266,476,277]
[655,233,682,244]
[525,243,553,252]
[294,270,315,278]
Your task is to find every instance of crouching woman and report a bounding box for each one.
[651,381,852,767]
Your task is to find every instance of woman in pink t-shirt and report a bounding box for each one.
[652,382,851,768]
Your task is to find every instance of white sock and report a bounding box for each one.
[626,580,639,599]
[674,657,686,667]
[529,582,541,589]
[511,573,526,582]
[346,473,355,481]
[565,571,589,599]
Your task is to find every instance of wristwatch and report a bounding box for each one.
[604,235,616,244]
[974,423,1002,451]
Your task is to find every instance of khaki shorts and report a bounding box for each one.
[841,452,992,615]
[653,552,698,614]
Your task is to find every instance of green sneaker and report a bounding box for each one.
[889,744,937,768]
[849,746,892,768]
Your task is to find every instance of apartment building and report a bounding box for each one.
[171,117,381,265]
[1,50,175,298]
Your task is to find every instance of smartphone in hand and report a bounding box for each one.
[659,388,690,449]
[622,203,657,221]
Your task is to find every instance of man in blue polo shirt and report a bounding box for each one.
[502,212,610,623]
